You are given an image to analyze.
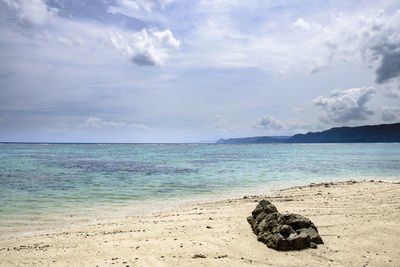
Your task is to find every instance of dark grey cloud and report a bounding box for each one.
[131,52,158,66]
[313,87,376,123]
[314,10,400,85]
[375,47,400,84]
[359,11,400,84]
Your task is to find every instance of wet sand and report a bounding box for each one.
[0,180,399,266]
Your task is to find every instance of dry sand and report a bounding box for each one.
[0,180,399,266]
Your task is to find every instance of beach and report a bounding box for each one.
[2,0,400,266]
[0,180,399,266]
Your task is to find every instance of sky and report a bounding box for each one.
[0,0,400,143]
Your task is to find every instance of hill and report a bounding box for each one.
[287,123,400,143]
[216,123,400,144]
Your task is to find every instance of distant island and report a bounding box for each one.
[216,122,400,144]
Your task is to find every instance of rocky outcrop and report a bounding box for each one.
[247,200,323,250]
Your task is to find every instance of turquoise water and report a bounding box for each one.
[1,143,399,236]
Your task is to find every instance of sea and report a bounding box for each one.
[1,143,399,238]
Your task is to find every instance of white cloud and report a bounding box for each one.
[117,0,174,12]
[184,5,400,82]
[84,117,125,128]
[108,0,174,22]
[1,1,400,142]
[292,17,312,31]
[84,117,148,130]
[110,28,180,66]
[129,123,150,130]
[213,115,229,130]
[308,9,400,83]
[252,115,316,134]
[254,114,283,130]
[310,57,329,74]
[2,0,180,67]
[313,87,376,123]
[2,0,56,26]
[290,9,400,82]
[212,115,239,134]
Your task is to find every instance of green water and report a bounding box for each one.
[0,143,399,236]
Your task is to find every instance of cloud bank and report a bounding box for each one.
[313,87,376,123]
[1,0,400,142]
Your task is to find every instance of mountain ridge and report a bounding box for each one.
[216,122,400,144]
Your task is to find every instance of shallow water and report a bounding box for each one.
[1,143,399,237]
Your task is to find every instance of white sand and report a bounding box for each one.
[0,180,399,266]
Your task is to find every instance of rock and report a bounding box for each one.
[278,224,295,237]
[297,227,323,244]
[284,214,315,230]
[248,200,323,251]
[287,232,310,250]
[193,254,206,259]
[251,200,278,218]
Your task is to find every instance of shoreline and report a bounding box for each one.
[1,179,400,266]
[2,176,399,241]
[1,177,400,241]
